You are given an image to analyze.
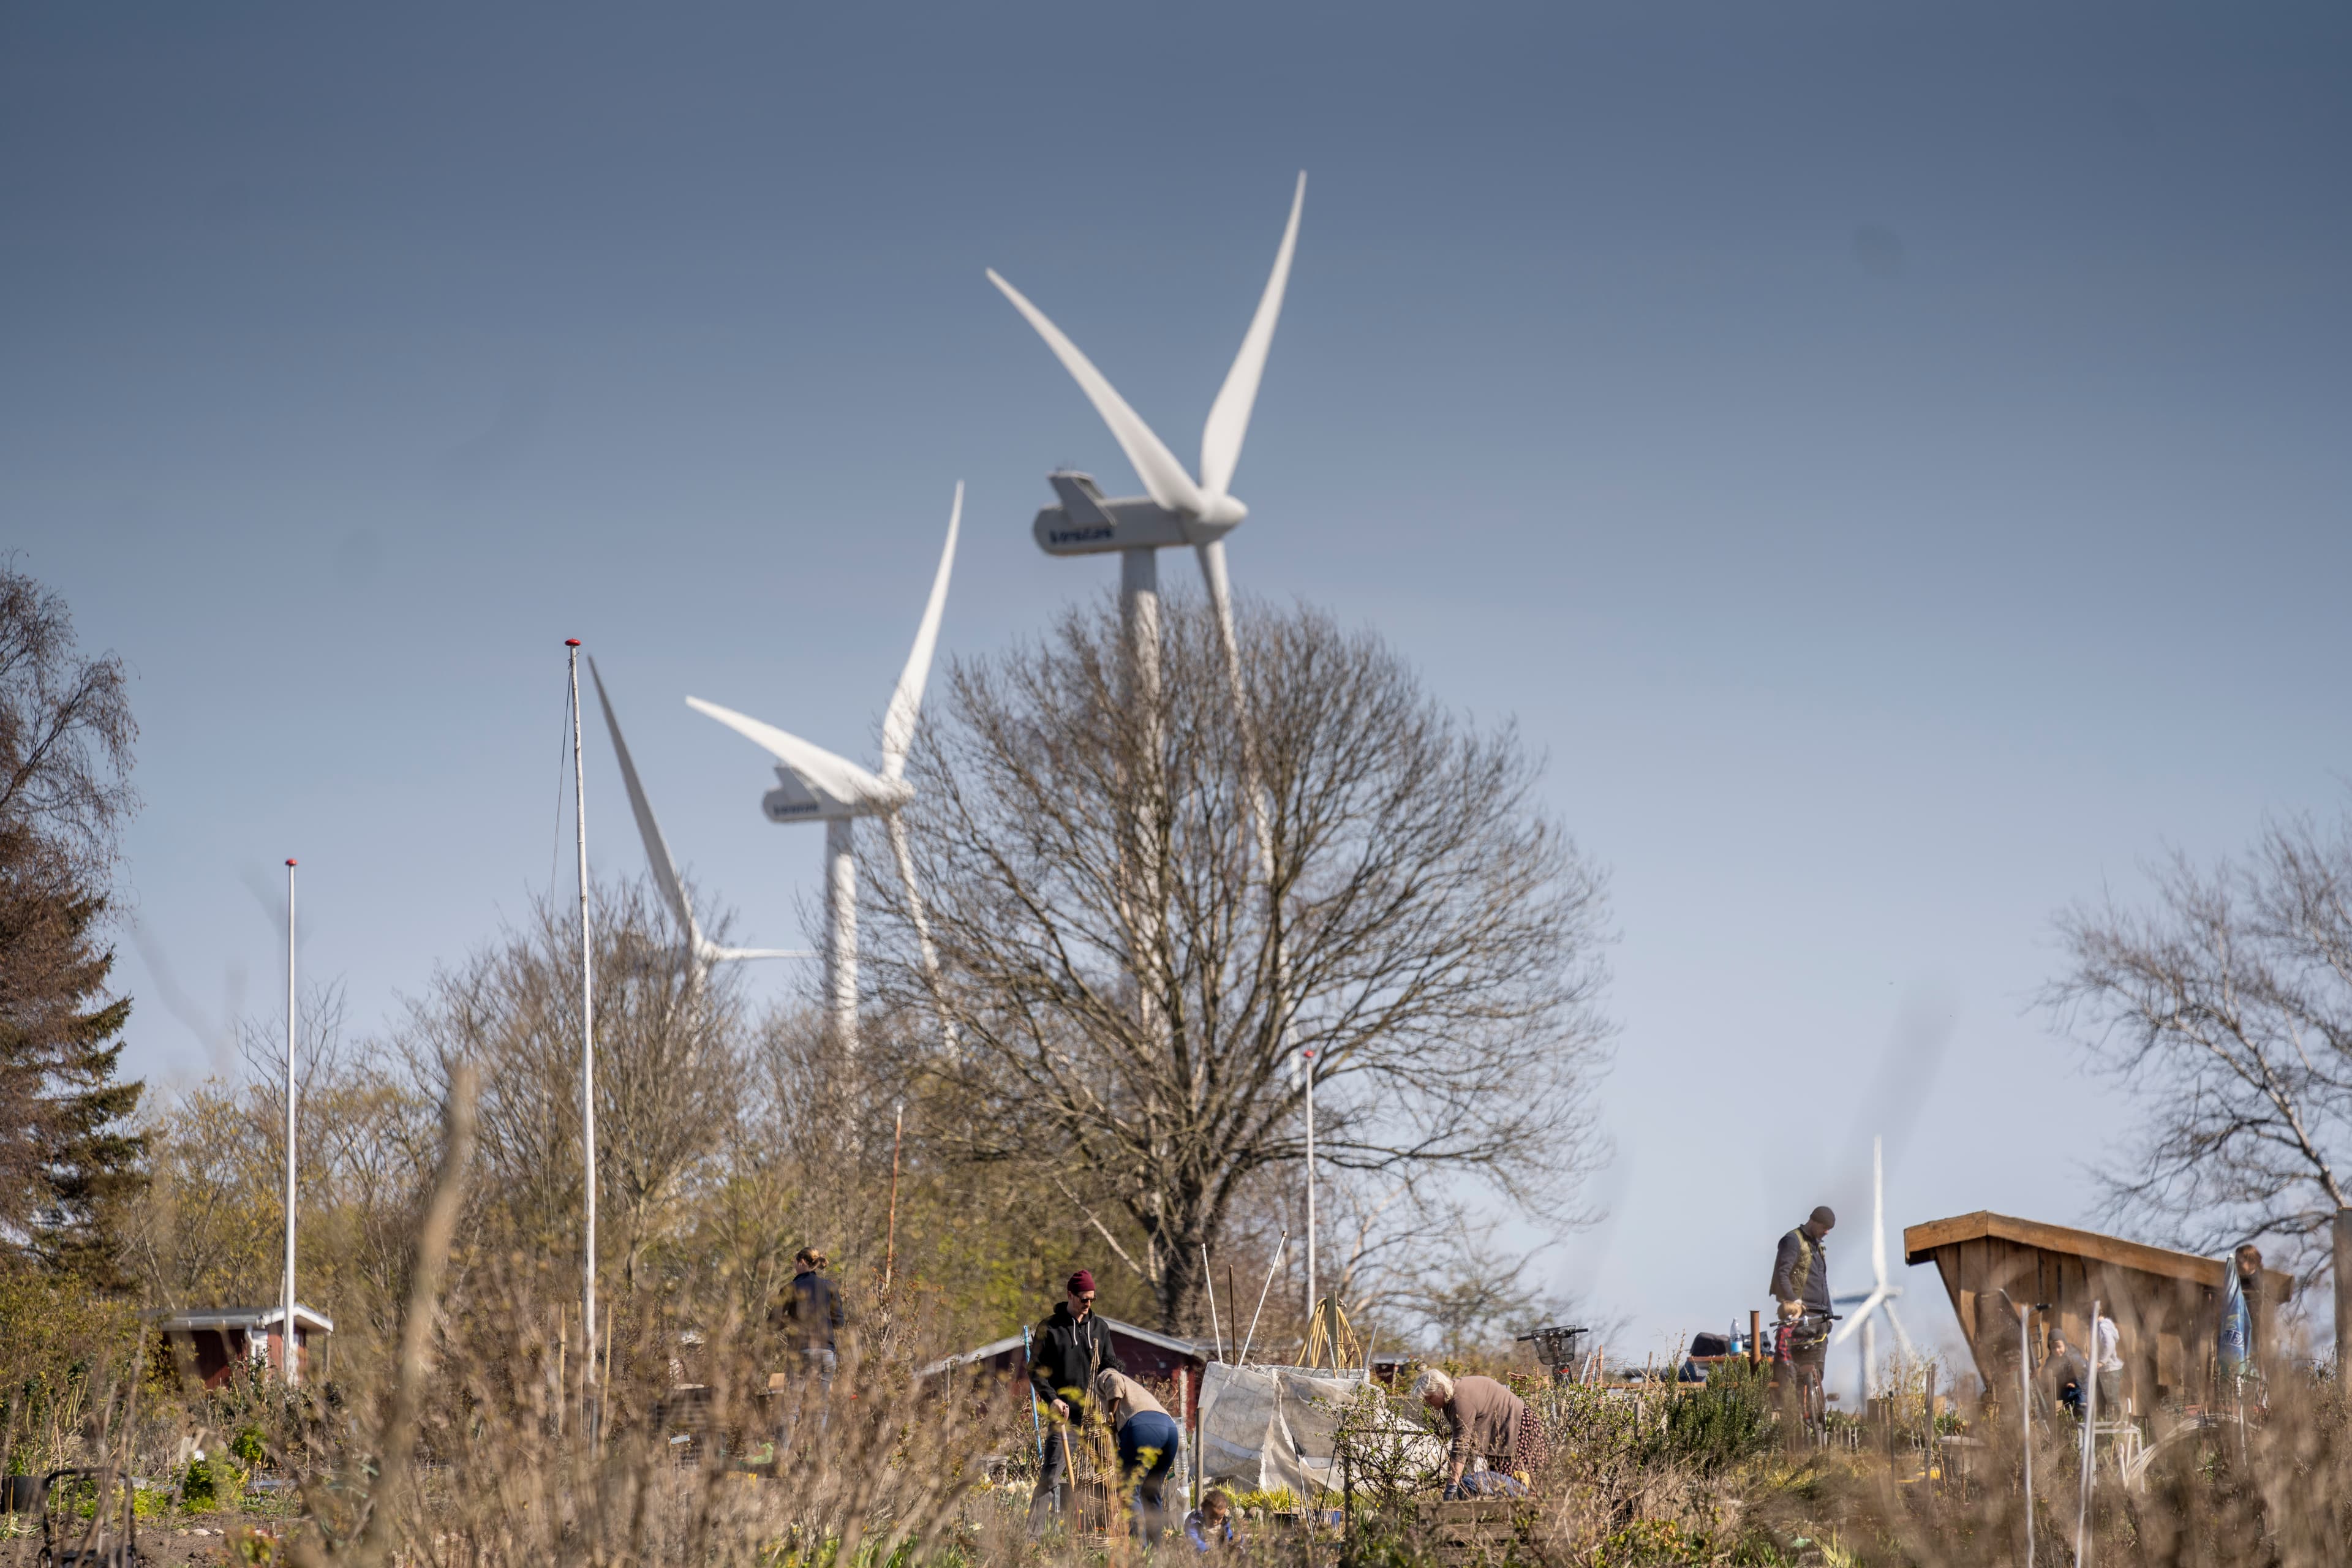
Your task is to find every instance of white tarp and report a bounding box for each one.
[1196,1363,1370,1496]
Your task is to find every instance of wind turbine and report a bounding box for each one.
[1831,1134,1915,1403]
[986,171,1304,710]
[687,484,962,1051]
[587,658,813,976]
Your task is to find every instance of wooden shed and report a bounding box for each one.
[1903,1212,2291,1426]
[151,1304,334,1388]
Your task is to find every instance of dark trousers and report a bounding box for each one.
[777,1347,837,1457]
[1029,1422,1078,1523]
[1118,1410,1181,1534]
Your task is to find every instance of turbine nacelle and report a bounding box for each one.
[990,172,1303,562]
[1031,472,1244,557]
[760,761,912,823]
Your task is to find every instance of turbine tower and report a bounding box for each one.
[986,171,1304,711]
[990,175,1310,1194]
[688,484,961,1050]
[1831,1134,1915,1402]
[589,658,812,976]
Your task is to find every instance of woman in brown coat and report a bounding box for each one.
[1414,1368,1550,1493]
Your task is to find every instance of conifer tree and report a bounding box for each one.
[0,566,145,1284]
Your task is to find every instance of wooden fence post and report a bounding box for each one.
[2334,1208,2351,1371]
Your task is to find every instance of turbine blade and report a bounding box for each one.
[986,268,1205,516]
[881,482,961,783]
[1199,172,1305,500]
[685,697,899,809]
[1196,539,1276,878]
[709,947,819,962]
[589,658,703,954]
[1885,1300,1917,1361]
[886,811,959,1059]
[1830,1287,1889,1347]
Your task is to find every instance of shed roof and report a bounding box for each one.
[149,1304,336,1334]
[921,1314,1212,1378]
[1902,1212,2292,1298]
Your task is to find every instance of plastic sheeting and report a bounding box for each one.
[1196,1363,1365,1496]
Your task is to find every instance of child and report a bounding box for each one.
[1184,1488,1240,1553]
[1771,1299,1803,1371]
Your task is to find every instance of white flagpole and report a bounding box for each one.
[568,640,598,1415]
[282,857,298,1387]
[2020,1302,2035,1566]
[2076,1300,2101,1568]
[1303,1047,1317,1341]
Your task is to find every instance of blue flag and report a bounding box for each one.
[2218,1255,2252,1376]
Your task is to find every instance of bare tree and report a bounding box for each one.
[868,597,1611,1331]
[0,564,137,881]
[396,881,747,1293]
[2048,805,2352,1289]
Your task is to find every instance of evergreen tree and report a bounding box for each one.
[26,888,145,1286]
[0,567,145,1286]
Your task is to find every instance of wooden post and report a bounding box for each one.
[557,1309,569,1438]
[2334,1208,2351,1371]
[884,1102,905,1295]
[1924,1362,1939,1485]
[1749,1310,1762,1370]
[1180,1365,1194,1517]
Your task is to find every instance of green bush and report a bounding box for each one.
[181,1453,247,1512]
[1642,1361,1775,1475]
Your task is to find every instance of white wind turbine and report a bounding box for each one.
[588,658,813,976]
[687,484,961,1050]
[992,176,1316,1283]
[986,171,1304,710]
[1831,1134,1915,1402]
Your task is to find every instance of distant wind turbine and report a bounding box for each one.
[991,176,1311,1234]
[986,171,1304,712]
[1831,1134,1915,1401]
[588,657,812,975]
[688,484,962,1051]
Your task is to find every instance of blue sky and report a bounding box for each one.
[6,3,2349,1379]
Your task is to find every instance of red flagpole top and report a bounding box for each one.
[285,858,297,867]
[565,638,581,647]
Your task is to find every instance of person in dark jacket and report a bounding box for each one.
[781,1247,846,1357]
[1027,1270,1125,1526]
[774,1247,845,1455]
[1769,1207,1835,1438]
[2044,1332,2089,1416]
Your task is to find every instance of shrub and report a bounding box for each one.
[181,1453,246,1512]
[1642,1360,1774,1476]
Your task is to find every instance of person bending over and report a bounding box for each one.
[1094,1368,1181,1536]
[1414,1367,1548,1496]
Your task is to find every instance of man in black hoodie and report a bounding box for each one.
[1028,1269,1125,1525]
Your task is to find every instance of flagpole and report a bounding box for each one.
[1303,1048,1317,1345]
[568,640,598,1422]
[282,857,298,1387]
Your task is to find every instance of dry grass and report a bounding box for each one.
[8,1089,2346,1568]
[8,1331,2351,1566]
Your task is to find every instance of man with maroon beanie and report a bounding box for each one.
[1028,1269,1125,1526]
